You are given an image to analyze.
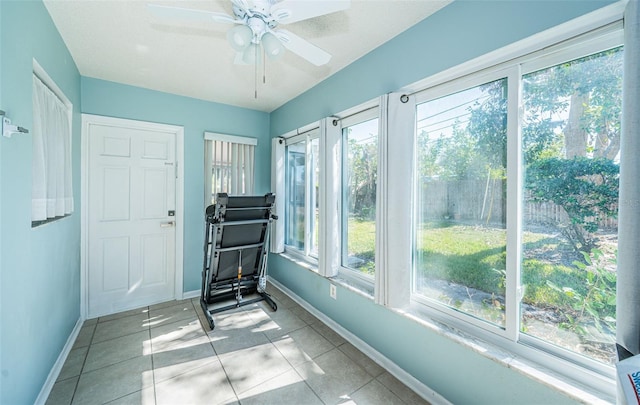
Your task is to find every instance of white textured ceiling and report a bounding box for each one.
[43,0,450,112]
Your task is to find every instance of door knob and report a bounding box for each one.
[160,221,175,228]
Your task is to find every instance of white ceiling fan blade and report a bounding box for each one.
[271,0,350,24]
[147,4,237,24]
[276,29,331,66]
[230,0,253,16]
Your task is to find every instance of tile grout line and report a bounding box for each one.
[100,307,154,405]
[267,326,327,405]
[68,318,98,405]
[145,305,159,405]
[74,306,152,404]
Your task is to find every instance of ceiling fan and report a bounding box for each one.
[148,0,351,66]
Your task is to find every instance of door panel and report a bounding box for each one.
[88,121,176,317]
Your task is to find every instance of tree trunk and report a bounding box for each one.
[595,125,621,160]
[563,92,590,158]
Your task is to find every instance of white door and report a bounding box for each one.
[87,118,177,317]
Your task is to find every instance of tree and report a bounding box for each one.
[467,79,508,171]
[522,47,623,161]
[346,135,377,219]
[526,157,619,251]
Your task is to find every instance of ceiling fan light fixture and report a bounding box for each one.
[242,43,262,65]
[261,32,284,59]
[227,24,253,51]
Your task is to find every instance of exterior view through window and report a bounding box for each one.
[414,78,508,326]
[279,30,623,372]
[342,118,379,276]
[413,45,622,365]
[521,47,622,364]
[285,136,320,257]
[286,139,306,250]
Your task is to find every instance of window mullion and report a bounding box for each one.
[304,134,312,257]
[505,65,523,342]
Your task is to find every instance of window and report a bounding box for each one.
[204,132,256,205]
[286,140,306,250]
[284,129,320,258]
[414,76,508,327]
[273,16,624,389]
[31,68,73,226]
[520,47,622,365]
[341,110,379,279]
[411,30,622,373]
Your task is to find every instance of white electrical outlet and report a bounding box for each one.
[329,284,337,299]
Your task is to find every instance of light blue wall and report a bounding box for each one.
[0,0,621,403]
[271,0,617,135]
[0,1,82,404]
[268,1,617,403]
[81,78,270,292]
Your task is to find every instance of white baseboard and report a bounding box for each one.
[35,317,84,405]
[182,289,200,300]
[268,279,451,405]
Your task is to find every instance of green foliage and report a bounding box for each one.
[522,47,623,161]
[343,220,617,337]
[522,259,582,307]
[545,249,616,335]
[525,156,618,250]
[345,218,375,276]
[345,135,377,220]
[467,79,508,170]
[416,223,506,294]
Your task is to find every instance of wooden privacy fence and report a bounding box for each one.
[419,180,505,224]
[419,179,618,230]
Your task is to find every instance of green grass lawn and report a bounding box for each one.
[347,218,614,317]
[347,217,616,364]
[346,218,376,275]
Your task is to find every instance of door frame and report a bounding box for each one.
[81,114,185,319]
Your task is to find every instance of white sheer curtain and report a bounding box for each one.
[374,93,415,308]
[271,137,285,253]
[318,117,341,278]
[32,74,73,222]
[203,132,256,207]
[617,0,640,361]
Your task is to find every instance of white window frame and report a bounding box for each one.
[203,131,257,205]
[282,126,321,265]
[408,21,623,394]
[411,66,517,340]
[272,5,624,396]
[337,107,380,290]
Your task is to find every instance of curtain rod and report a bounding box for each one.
[331,94,409,126]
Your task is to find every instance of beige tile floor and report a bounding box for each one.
[46,287,430,405]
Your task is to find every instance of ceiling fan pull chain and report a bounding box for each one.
[254,44,258,99]
[263,47,267,84]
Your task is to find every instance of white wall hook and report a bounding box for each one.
[1,110,30,138]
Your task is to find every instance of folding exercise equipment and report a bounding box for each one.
[200,193,278,329]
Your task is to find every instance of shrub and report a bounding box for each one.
[526,157,618,252]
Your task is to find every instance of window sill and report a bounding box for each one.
[276,252,374,300]
[32,214,72,228]
[278,250,318,273]
[399,302,615,404]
